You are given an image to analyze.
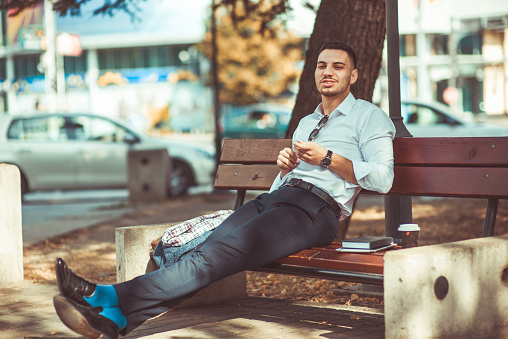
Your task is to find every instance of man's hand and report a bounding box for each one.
[277,147,299,178]
[293,140,327,166]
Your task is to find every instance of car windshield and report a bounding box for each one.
[74,116,130,142]
[8,116,65,141]
[402,103,460,126]
[7,115,136,143]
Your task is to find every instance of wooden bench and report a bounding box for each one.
[212,137,508,285]
[117,136,508,336]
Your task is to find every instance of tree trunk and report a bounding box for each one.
[288,0,386,239]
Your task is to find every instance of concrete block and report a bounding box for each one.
[116,223,169,282]
[384,235,508,339]
[127,149,171,203]
[0,164,23,287]
[116,224,246,307]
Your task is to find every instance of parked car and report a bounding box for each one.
[401,99,508,137]
[0,112,215,196]
[221,104,291,139]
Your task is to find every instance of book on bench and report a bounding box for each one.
[339,236,394,251]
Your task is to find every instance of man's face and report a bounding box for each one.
[315,49,358,98]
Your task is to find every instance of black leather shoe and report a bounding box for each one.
[55,257,96,306]
[53,294,120,339]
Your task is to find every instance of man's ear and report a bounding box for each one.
[350,69,358,85]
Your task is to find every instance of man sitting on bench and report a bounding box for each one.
[52,40,396,339]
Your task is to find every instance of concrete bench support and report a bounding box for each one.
[0,164,23,287]
[384,235,508,338]
[127,149,170,203]
[115,224,246,308]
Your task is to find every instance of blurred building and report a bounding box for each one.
[0,0,507,126]
[0,0,214,133]
[396,0,508,116]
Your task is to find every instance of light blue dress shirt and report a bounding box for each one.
[270,93,396,220]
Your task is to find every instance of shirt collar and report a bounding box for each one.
[313,92,357,118]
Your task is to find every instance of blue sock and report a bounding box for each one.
[99,307,127,331]
[84,285,119,308]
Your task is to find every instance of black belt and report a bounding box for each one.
[282,178,342,217]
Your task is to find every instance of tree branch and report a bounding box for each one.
[0,0,290,28]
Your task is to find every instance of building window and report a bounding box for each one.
[430,34,449,55]
[0,58,6,80]
[400,34,416,57]
[14,54,41,78]
[458,33,483,55]
[146,46,158,68]
[129,48,142,68]
[64,52,88,74]
[97,44,195,70]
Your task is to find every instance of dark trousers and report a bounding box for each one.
[114,186,338,335]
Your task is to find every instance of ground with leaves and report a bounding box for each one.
[24,193,507,310]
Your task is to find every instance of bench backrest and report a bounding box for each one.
[215,137,508,199]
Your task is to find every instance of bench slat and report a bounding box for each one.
[255,264,384,284]
[220,139,292,164]
[216,165,508,198]
[271,246,386,274]
[220,137,508,167]
[394,137,508,166]
[391,167,508,198]
[215,164,280,190]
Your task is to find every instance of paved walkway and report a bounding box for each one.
[0,280,385,339]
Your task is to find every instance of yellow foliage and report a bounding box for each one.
[200,3,303,105]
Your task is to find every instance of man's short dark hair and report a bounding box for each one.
[319,41,357,70]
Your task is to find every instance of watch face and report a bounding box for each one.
[321,157,331,168]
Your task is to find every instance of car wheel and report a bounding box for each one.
[170,160,193,196]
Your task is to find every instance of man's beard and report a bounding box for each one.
[320,89,342,97]
[319,85,347,98]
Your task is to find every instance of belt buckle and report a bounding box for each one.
[284,178,296,188]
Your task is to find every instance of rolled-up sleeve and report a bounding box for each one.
[349,107,395,194]
[352,135,394,194]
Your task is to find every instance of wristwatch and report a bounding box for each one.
[320,150,333,168]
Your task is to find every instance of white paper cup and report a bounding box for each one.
[398,223,420,232]
[398,224,420,248]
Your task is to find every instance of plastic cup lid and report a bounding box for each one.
[398,223,420,231]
